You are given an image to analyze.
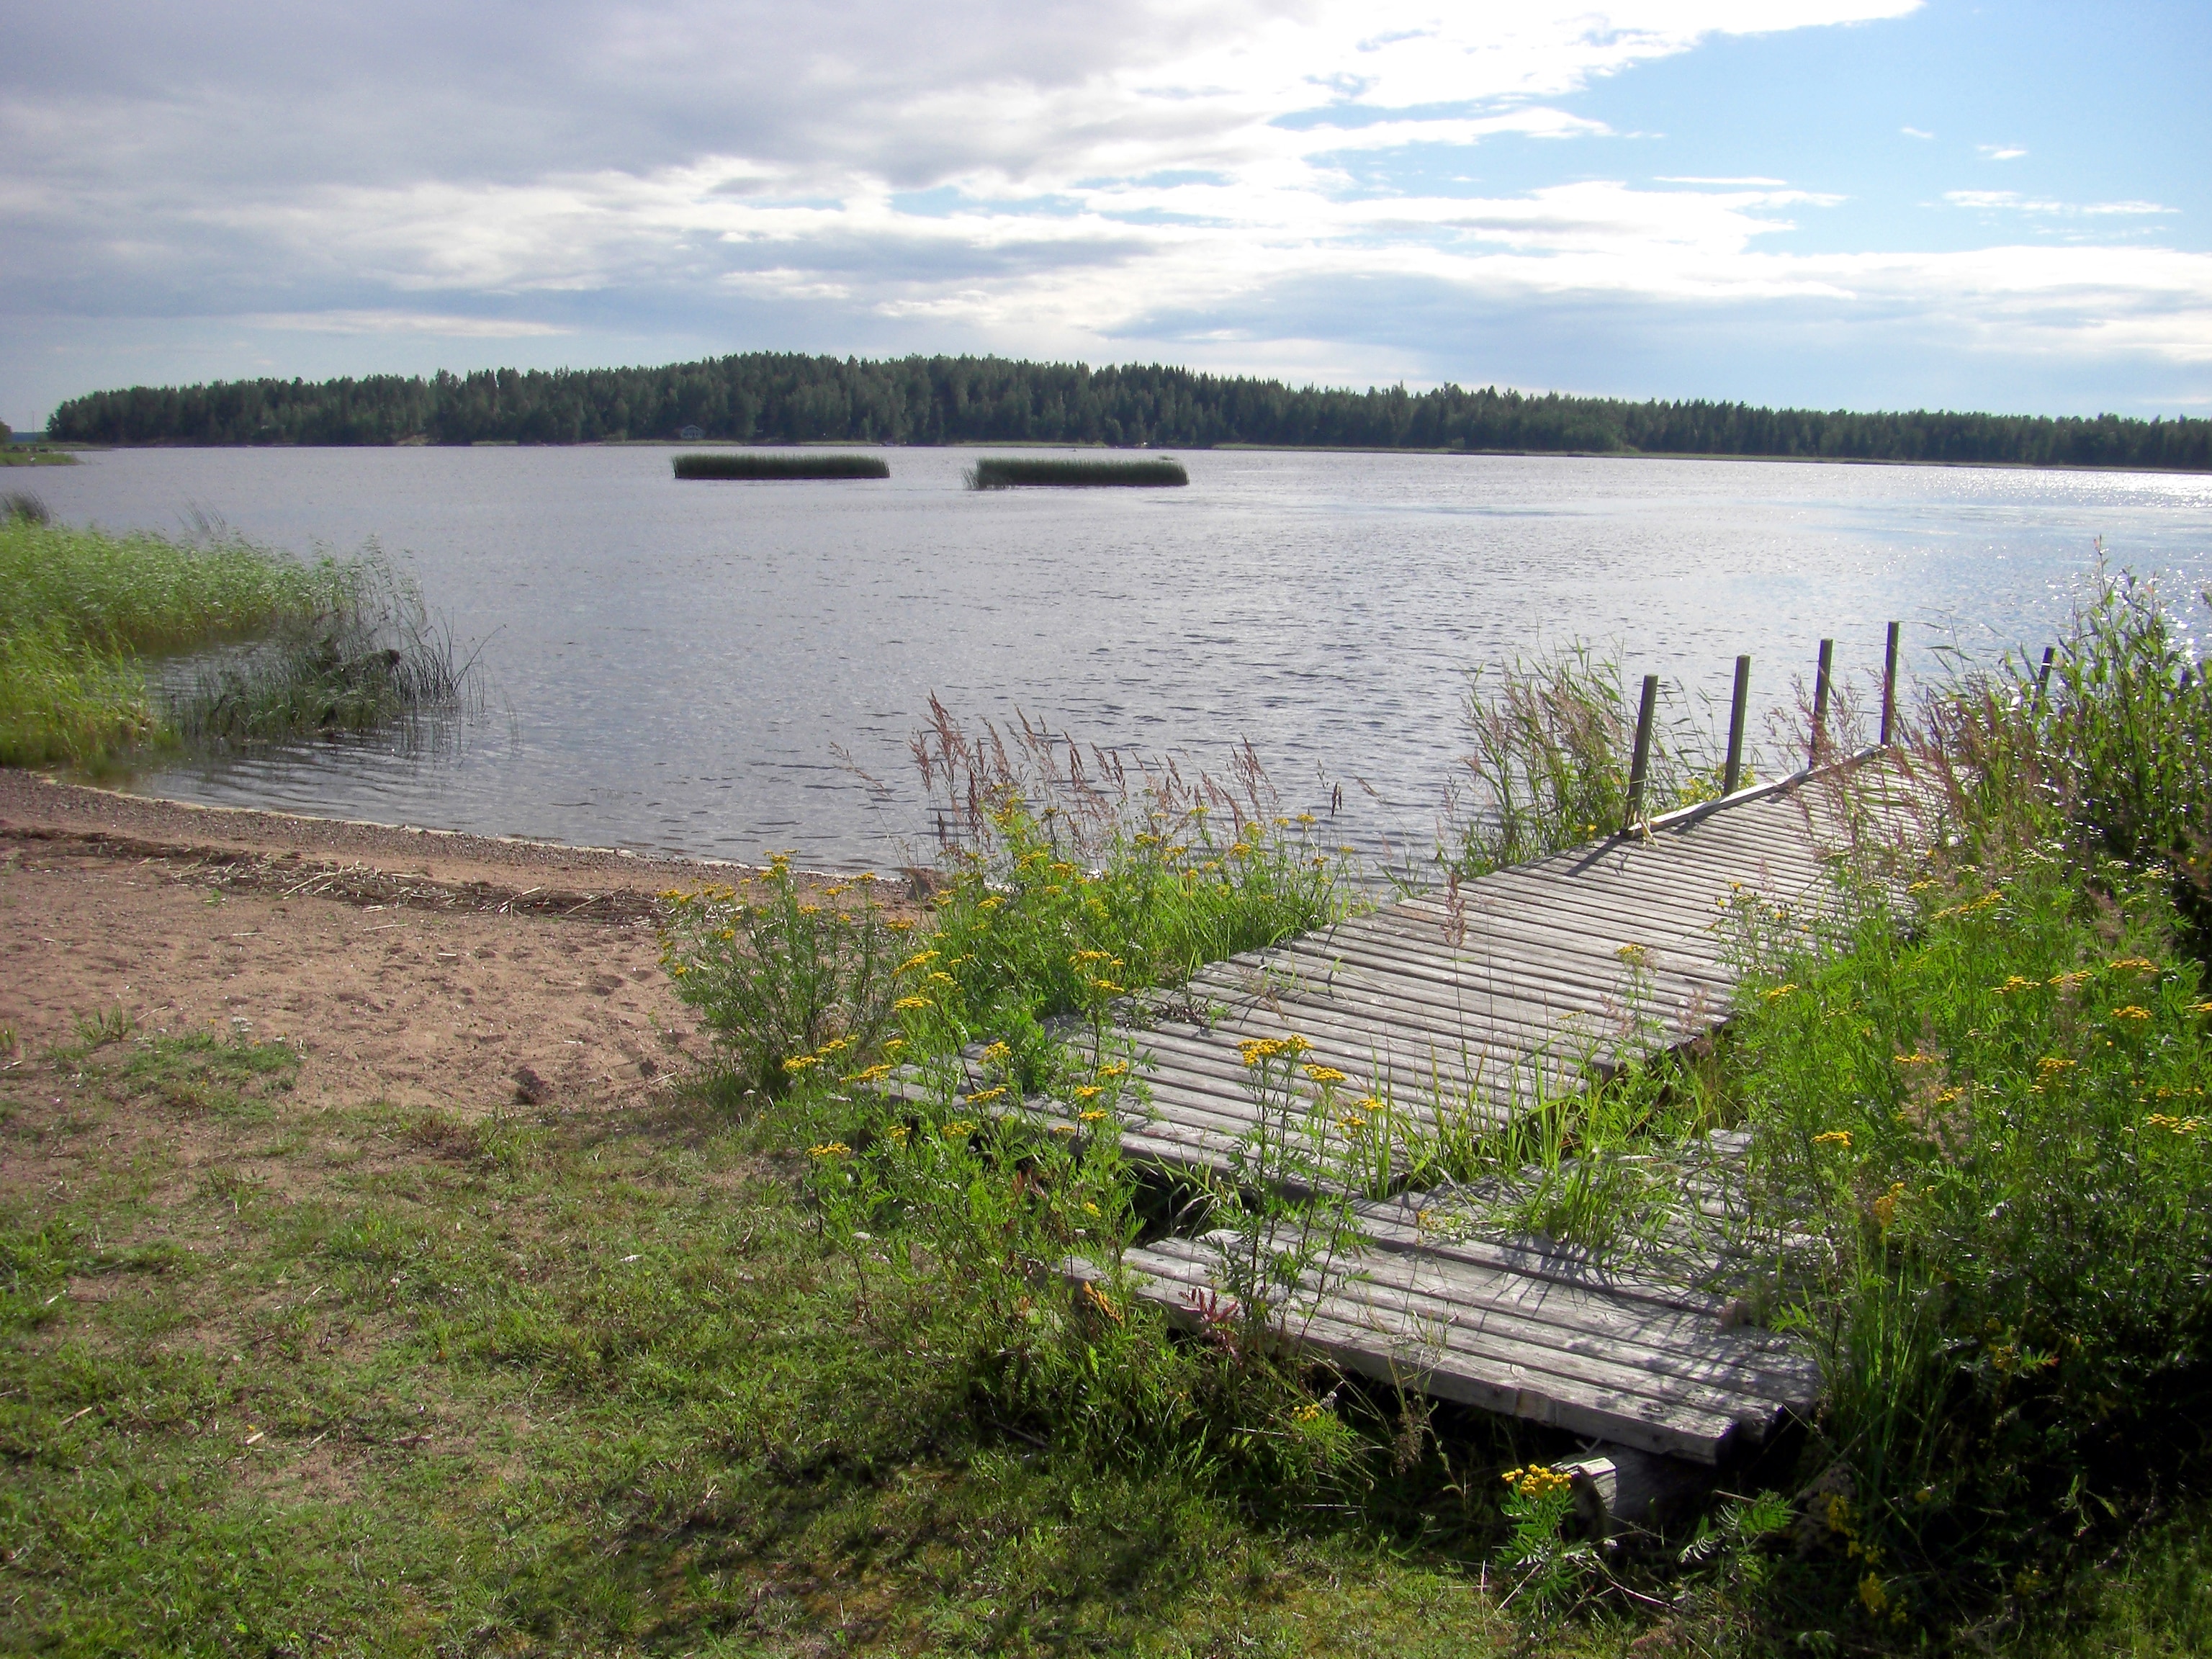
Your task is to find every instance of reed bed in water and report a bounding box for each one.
[964,456,1188,490]
[0,513,476,765]
[672,451,889,480]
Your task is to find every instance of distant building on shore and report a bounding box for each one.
[678,424,704,441]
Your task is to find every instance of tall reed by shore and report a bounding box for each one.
[0,511,475,766]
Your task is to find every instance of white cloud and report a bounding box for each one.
[1900,125,1933,138]
[245,310,573,336]
[1945,191,2175,217]
[1977,143,2028,161]
[4,0,2207,418]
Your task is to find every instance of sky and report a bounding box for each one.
[4,0,2208,432]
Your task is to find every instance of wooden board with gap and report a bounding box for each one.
[1069,1181,1821,1464]
[937,757,1925,1457]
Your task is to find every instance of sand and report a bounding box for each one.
[0,772,825,1115]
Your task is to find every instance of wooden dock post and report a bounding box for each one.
[2036,645,2057,709]
[1809,638,1833,765]
[1879,621,1901,745]
[1624,673,1659,832]
[1722,655,1751,796]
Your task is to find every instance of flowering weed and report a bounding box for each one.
[659,855,904,1101]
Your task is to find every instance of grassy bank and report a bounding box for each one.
[647,573,2212,1649]
[966,457,1189,489]
[0,506,469,767]
[673,451,890,480]
[6,567,2210,1653]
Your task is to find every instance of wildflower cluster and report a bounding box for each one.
[658,858,904,1101]
[917,787,1346,1060]
[1237,1034,1312,1067]
[1499,1464,1573,1501]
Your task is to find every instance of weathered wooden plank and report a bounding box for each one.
[1123,1024,1534,1129]
[1348,1200,1735,1317]
[1259,922,1731,1009]
[1172,969,1619,1086]
[1301,915,1733,991]
[1514,818,1850,887]
[1249,937,1728,1042]
[1436,863,1831,933]
[1136,996,1575,1097]
[1085,1243,1765,1462]
[1102,1205,1817,1414]
[1323,1247,1817,1406]
[1085,1249,1749,1459]
[1432,863,1783,928]
[1010,763,1926,1450]
[1395,882,1775,955]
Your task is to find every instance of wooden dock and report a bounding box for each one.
[1073,1133,1817,1462]
[1007,758,1924,1184]
[926,757,1930,1462]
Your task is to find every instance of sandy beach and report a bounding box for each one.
[0,770,783,1116]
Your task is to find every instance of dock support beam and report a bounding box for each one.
[1722,655,1751,796]
[1624,673,1658,833]
[1809,638,1833,765]
[1879,621,1902,746]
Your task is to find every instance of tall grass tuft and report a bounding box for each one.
[965,457,1188,490]
[672,451,889,480]
[164,550,481,744]
[0,517,477,765]
[1449,644,1725,875]
[1913,562,2212,950]
[907,697,1348,1071]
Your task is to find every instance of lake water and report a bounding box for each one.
[27,446,2212,870]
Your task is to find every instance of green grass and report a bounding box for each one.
[673,451,890,480]
[966,457,1189,489]
[0,449,77,467]
[0,1028,1565,1658]
[0,516,472,767]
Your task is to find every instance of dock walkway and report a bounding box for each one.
[924,758,1930,1462]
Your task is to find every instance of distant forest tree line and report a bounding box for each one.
[42,353,2212,471]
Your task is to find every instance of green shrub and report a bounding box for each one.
[658,856,907,1102]
[1731,854,2212,1616]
